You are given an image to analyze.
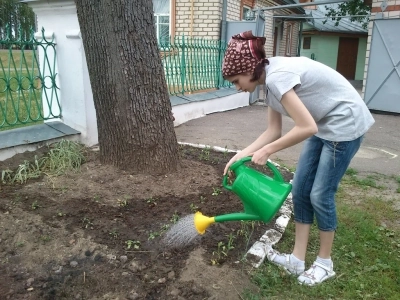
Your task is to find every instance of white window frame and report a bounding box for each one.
[242,5,253,20]
[154,13,170,44]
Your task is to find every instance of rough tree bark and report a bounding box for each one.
[75,0,179,175]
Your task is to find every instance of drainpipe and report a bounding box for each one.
[297,21,303,57]
[190,0,194,37]
[217,0,228,89]
[221,0,228,41]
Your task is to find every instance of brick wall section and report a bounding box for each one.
[255,0,274,58]
[175,0,222,39]
[174,0,299,58]
[362,0,400,97]
[227,0,241,21]
[174,0,300,58]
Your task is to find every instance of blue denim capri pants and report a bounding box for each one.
[292,135,363,231]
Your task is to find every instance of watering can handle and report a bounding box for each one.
[222,156,285,190]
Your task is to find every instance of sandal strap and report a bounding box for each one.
[298,261,336,286]
[285,254,290,264]
[313,261,333,273]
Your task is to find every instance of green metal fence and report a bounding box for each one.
[0,31,231,130]
[159,36,232,95]
[0,26,60,130]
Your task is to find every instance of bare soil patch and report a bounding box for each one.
[0,145,293,300]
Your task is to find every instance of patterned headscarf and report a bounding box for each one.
[222,31,267,77]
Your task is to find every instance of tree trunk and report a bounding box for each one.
[75,0,179,175]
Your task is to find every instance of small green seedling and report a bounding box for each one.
[212,187,222,196]
[40,235,51,243]
[170,212,180,224]
[109,229,119,239]
[82,217,93,229]
[223,146,229,158]
[148,231,161,240]
[146,197,157,206]
[1,169,13,184]
[190,203,199,212]
[199,146,211,161]
[31,201,40,210]
[117,199,128,207]
[126,240,141,250]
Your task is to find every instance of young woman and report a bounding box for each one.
[222,31,374,286]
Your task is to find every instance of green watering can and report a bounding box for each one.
[194,157,292,234]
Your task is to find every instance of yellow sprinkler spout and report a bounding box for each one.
[194,211,215,234]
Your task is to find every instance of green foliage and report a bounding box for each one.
[212,187,222,196]
[125,240,140,250]
[244,186,400,300]
[345,167,358,176]
[109,229,119,239]
[1,156,42,184]
[170,211,180,224]
[189,203,199,212]
[211,234,236,265]
[324,0,371,30]
[82,217,93,229]
[31,200,40,210]
[198,146,211,161]
[41,140,86,175]
[12,157,42,184]
[0,0,36,42]
[1,140,85,183]
[1,140,85,184]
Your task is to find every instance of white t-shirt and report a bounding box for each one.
[265,56,375,142]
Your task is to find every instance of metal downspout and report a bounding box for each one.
[190,0,194,37]
[221,0,228,41]
[297,21,303,57]
[218,0,228,89]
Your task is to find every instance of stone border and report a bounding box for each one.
[178,142,294,268]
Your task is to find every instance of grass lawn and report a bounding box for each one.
[244,169,400,300]
[0,49,47,131]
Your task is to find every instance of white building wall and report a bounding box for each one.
[25,0,98,146]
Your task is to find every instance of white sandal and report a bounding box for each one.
[298,261,336,286]
[266,248,304,275]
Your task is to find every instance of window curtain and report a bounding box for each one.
[153,0,170,14]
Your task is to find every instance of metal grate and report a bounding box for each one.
[0,25,61,130]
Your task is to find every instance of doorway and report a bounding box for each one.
[273,26,278,56]
[336,37,359,80]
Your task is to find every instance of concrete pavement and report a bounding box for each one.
[175,105,400,176]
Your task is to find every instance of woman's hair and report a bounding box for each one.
[251,58,269,82]
[222,31,269,81]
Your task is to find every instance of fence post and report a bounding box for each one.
[180,35,186,95]
[217,40,226,89]
[216,39,223,88]
[23,0,98,146]
[33,28,61,123]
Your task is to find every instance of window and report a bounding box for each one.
[153,0,170,45]
[241,0,255,20]
[242,6,253,20]
[285,23,293,56]
[303,37,311,49]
